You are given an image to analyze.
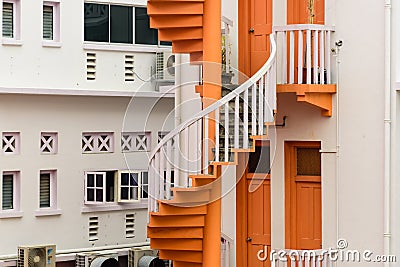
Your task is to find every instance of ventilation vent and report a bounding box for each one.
[156,52,164,80]
[75,254,86,267]
[43,5,53,40]
[2,132,20,154]
[86,53,96,80]
[89,216,99,241]
[17,246,24,267]
[125,55,134,82]
[2,2,13,38]
[125,213,135,238]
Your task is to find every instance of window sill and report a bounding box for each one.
[2,39,23,46]
[83,42,172,53]
[0,210,23,219]
[81,201,147,213]
[42,41,62,48]
[35,208,62,217]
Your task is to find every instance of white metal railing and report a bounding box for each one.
[222,16,234,74]
[221,233,234,267]
[273,24,335,85]
[271,249,334,267]
[148,34,277,212]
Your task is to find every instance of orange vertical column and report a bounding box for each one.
[201,0,221,266]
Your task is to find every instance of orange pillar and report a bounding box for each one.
[201,0,221,266]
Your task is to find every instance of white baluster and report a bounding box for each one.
[289,30,295,84]
[234,96,239,148]
[313,30,319,84]
[192,121,199,172]
[215,109,220,161]
[258,78,264,135]
[224,102,229,161]
[159,145,165,200]
[173,134,180,187]
[326,31,331,83]
[243,90,249,149]
[197,121,202,172]
[154,152,160,210]
[306,29,312,84]
[149,158,155,212]
[320,30,325,84]
[166,140,172,200]
[298,30,304,84]
[272,56,277,110]
[184,127,189,187]
[282,31,287,84]
[204,115,209,174]
[265,72,273,122]
[252,84,257,135]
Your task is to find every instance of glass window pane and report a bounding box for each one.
[40,173,51,208]
[142,171,148,184]
[130,173,138,186]
[84,3,109,42]
[87,174,94,187]
[297,148,321,176]
[135,7,158,45]
[142,185,148,199]
[121,173,129,185]
[130,187,138,200]
[96,189,103,202]
[96,174,103,187]
[87,189,94,201]
[121,187,129,200]
[110,5,133,44]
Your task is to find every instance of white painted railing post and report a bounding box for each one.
[289,30,295,84]
[326,30,331,84]
[298,30,303,84]
[306,29,312,84]
[320,30,325,84]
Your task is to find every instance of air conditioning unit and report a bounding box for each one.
[18,245,56,267]
[128,247,166,267]
[75,252,119,267]
[156,52,175,81]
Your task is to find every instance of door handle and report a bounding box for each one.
[246,237,252,242]
[249,28,255,33]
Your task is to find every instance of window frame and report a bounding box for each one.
[2,0,21,45]
[1,171,20,213]
[38,170,57,210]
[42,1,61,46]
[117,170,141,203]
[84,171,107,204]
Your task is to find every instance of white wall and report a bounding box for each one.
[0,94,174,256]
[0,0,171,92]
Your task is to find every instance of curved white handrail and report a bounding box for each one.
[150,34,277,161]
[149,34,277,212]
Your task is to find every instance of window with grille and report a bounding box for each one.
[121,132,151,152]
[39,170,56,209]
[2,132,20,154]
[2,2,13,38]
[2,171,19,211]
[82,132,114,153]
[85,171,115,204]
[43,5,53,40]
[40,132,57,154]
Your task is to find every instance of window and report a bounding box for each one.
[134,7,157,45]
[40,132,58,154]
[82,132,114,153]
[39,170,57,209]
[85,171,115,204]
[118,171,139,202]
[2,132,20,154]
[141,171,148,199]
[2,0,20,40]
[1,171,19,211]
[296,148,321,176]
[84,3,132,44]
[42,2,60,42]
[121,132,151,152]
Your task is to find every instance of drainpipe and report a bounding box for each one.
[384,0,392,265]
[175,54,182,127]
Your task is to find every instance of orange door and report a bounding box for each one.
[239,0,273,77]
[285,142,322,249]
[287,0,325,24]
[247,175,271,266]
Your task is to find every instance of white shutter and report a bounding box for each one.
[43,5,53,40]
[40,173,51,208]
[2,174,14,210]
[2,2,13,38]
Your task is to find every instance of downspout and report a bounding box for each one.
[384,0,392,265]
[175,54,182,127]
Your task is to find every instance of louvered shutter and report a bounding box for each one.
[43,5,53,40]
[40,173,51,208]
[2,174,13,210]
[2,2,13,38]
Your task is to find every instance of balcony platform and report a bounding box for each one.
[277,84,337,116]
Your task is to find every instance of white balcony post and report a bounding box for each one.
[320,30,325,84]
[243,90,249,149]
[313,30,319,84]
[306,29,312,84]
[289,30,295,84]
[298,30,303,84]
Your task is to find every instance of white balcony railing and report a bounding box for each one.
[273,24,335,85]
[272,249,334,267]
